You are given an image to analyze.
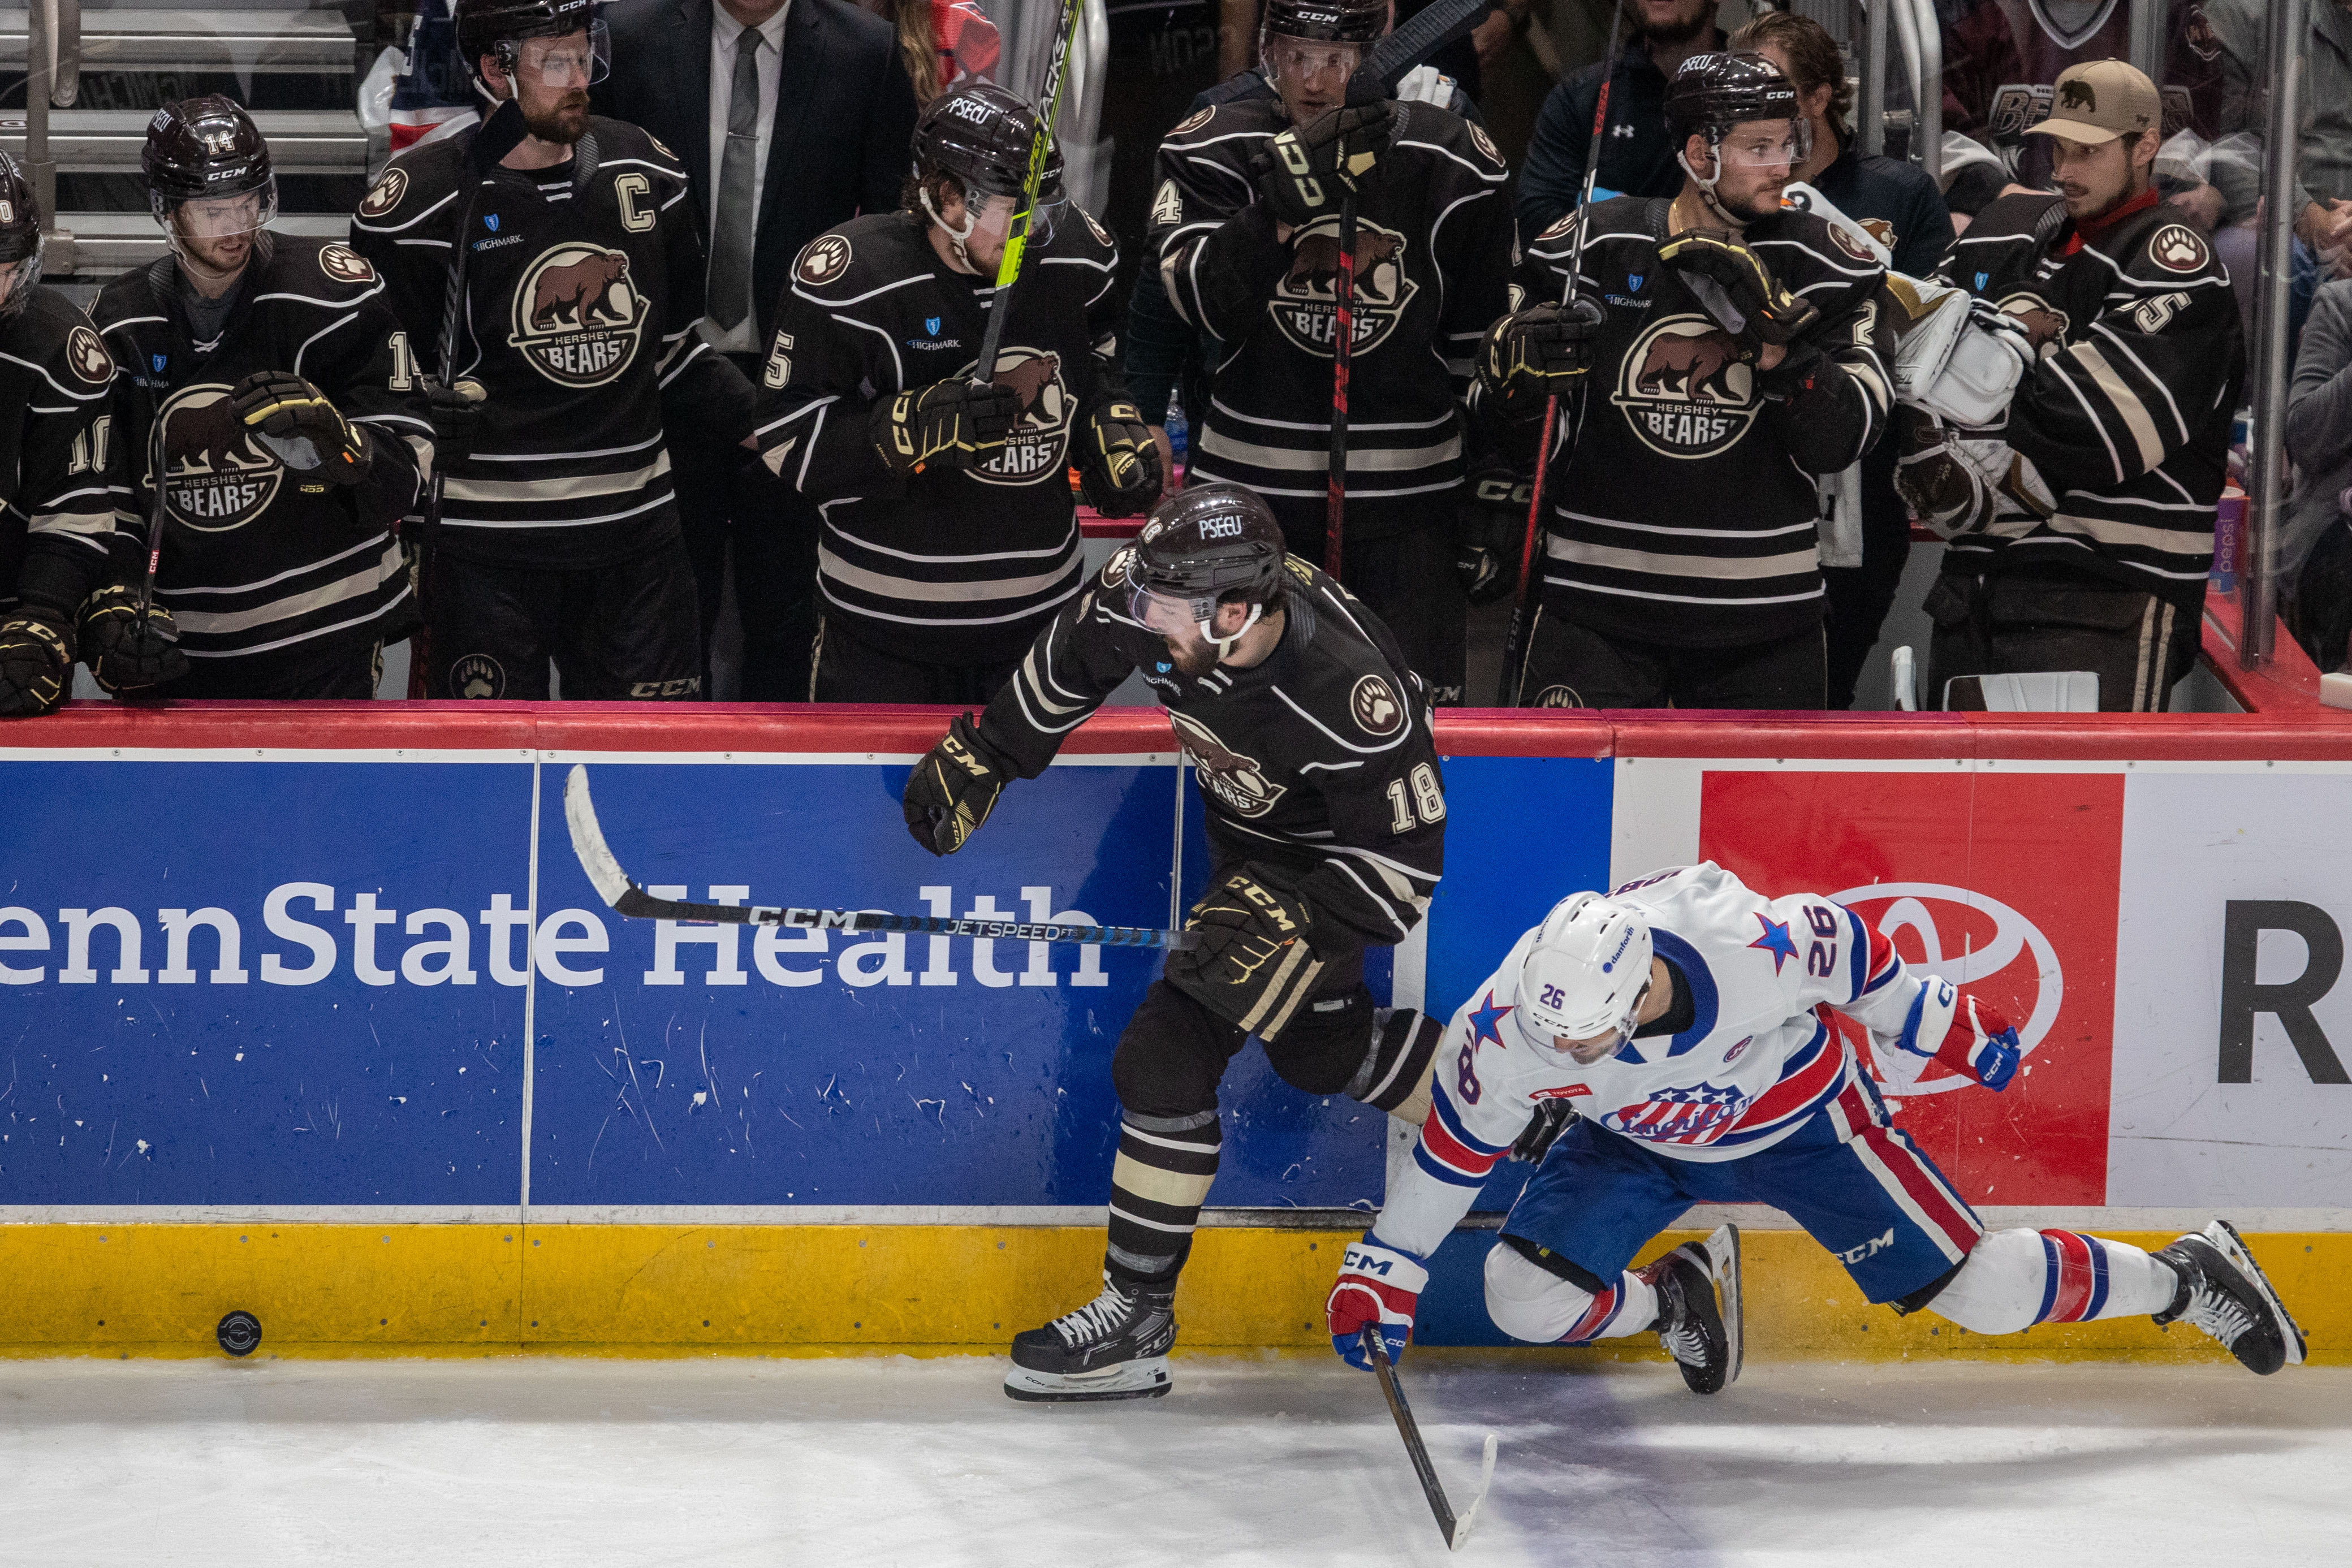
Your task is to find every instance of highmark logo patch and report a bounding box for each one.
[1267,215,1417,361]
[153,384,282,532]
[963,345,1072,488]
[1609,313,1759,460]
[508,243,645,388]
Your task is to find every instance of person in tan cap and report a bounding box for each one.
[1895,59,2245,712]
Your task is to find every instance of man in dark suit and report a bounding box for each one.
[595,0,918,698]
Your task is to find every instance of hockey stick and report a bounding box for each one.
[1324,186,1356,579]
[1360,1328,1500,1551]
[1345,0,1492,103]
[970,0,1087,386]
[1495,0,1626,705]
[563,764,1201,950]
[407,99,527,697]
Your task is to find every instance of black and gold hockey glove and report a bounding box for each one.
[901,711,1014,856]
[1475,297,1606,407]
[0,608,74,718]
[871,377,1023,477]
[77,584,189,696]
[1077,394,1163,517]
[1656,229,1819,355]
[1452,459,1528,606]
[1511,1098,1577,1164]
[230,370,372,484]
[1249,102,1391,229]
[1163,869,1325,1042]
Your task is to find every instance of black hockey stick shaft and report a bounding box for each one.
[1324,186,1357,580]
[970,0,1086,386]
[1346,0,1490,103]
[1496,0,1626,705]
[563,763,1201,951]
[1361,1328,1460,1547]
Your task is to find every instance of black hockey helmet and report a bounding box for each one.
[1127,483,1290,654]
[1263,0,1387,45]
[910,83,1064,205]
[0,150,41,317]
[1664,51,1800,142]
[456,0,609,88]
[142,96,277,239]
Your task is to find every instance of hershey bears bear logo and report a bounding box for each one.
[1470,123,1501,165]
[2148,223,2211,275]
[152,385,282,532]
[1350,673,1404,738]
[796,234,853,287]
[1170,106,1214,136]
[64,325,113,386]
[359,166,407,219]
[1610,314,1759,460]
[961,346,1072,487]
[1997,291,2070,353]
[1827,222,1878,262]
[1168,710,1288,819]
[1268,215,1419,360]
[508,243,645,388]
[318,243,376,285]
[448,653,504,699]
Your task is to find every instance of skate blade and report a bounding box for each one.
[1003,1356,1173,1403]
[2207,1219,2307,1368]
[1703,1221,1743,1388]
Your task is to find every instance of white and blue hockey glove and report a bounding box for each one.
[1883,978,2021,1091]
[1326,1236,1427,1370]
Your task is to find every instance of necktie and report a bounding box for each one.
[708,27,762,331]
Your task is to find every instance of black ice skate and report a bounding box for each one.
[1003,1275,1177,1402]
[1638,1223,1742,1395]
[2152,1219,2306,1375]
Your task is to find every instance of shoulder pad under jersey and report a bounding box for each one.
[351,135,469,236]
[2,286,116,399]
[786,213,922,303]
[259,232,387,305]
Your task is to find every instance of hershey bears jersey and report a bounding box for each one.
[350,116,754,568]
[979,554,1443,952]
[89,239,429,667]
[1151,96,1511,536]
[0,287,120,620]
[1936,192,2242,611]
[749,207,1121,664]
[1492,197,1893,649]
[1375,863,1934,1255]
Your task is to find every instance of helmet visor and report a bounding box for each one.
[1128,584,1215,638]
[1716,119,1811,171]
[1264,36,1362,103]
[0,249,38,316]
[966,188,1061,250]
[513,22,610,88]
[167,181,277,239]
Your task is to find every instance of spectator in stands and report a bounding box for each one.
[594,0,917,699]
[2286,279,2352,674]
[1734,8,1953,710]
[2208,1,2352,353]
[1518,0,1725,243]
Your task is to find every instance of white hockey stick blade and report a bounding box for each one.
[564,764,635,908]
[1448,1433,1501,1551]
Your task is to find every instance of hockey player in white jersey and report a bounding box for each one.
[1326,862,2307,1389]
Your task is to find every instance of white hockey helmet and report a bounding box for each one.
[1517,893,1654,1057]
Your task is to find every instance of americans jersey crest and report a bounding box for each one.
[1267,215,1418,361]
[507,243,645,388]
[1609,314,1760,460]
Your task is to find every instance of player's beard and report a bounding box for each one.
[523,89,590,146]
[1164,631,1220,678]
[1642,0,1713,46]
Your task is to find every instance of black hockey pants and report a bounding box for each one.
[1513,608,1828,710]
[166,639,385,699]
[1923,565,2201,712]
[808,616,1025,705]
[425,538,702,700]
[1261,496,1469,705]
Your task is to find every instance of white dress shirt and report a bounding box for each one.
[706,0,792,353]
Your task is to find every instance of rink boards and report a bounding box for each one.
[1,704,2347,1360]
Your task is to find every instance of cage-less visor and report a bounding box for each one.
[162,180,277,239]
[504,21,610,88]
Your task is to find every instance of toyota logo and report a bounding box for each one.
[1831,882,2063,1096]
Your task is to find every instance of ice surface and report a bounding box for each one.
[1,1356,2346,1566]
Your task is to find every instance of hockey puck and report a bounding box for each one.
[215,1310,262,1358]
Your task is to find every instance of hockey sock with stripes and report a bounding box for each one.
[1926,1227,2182,1334]
[1104,1110,1220,1288]
[1485,1238,1660,1345]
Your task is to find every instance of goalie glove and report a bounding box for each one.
[1163,868,1323,1041]
[1879,978,2021,1091]
[1077,394,1163,517]
[77,584,189,695]
[229,370,372,483]
[871,377,1023,477]
[1656,228,1819,354]
[900,711,1015,856]
[0,609,74,718]
[1327,1236,1427,1370]
[1249,102,1391,229]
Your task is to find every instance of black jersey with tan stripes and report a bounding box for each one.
[1151,95,1511,539]
[0,286,122,621]
[980,553,1443,953]
[1491,196,1894,649]
[350,116,751,569]
[1935,192,2243,612]
[89,235,429,668]
[749,206,1123,666]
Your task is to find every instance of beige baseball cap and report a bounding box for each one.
[2027,60,2161,144]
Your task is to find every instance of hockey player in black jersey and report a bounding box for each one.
[1477,51,1893,710]
[898,483,1448,1401]
[1150,0,1512,706]
[351,0,754,700]
[748,82,1159,703]
[0,154,123,718]
[84,98,431,701]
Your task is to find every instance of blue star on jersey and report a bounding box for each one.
[1467,991,1514,1048]
[1748,913,1798,974]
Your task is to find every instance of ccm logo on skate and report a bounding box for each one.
[1828,882,2060,1096]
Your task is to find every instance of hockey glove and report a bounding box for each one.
[1477,297,1606,408]
[871,377,1024,477]
[1883,978,2022,1091]
[1656,229,1819,355]
[1077,394,1163,518]
[1327,1236,1427,1370]
[426,378,488,469]
[1511,1098,1578,1165]
[0,609,74,718]
[1164,869,1324,1040]
[1893,409,1999,539]
[77,584,189,696]
[1453,459,1531,606]
[901,711,1013,856]
[1250,102,1391,230]
[230,370,372,483]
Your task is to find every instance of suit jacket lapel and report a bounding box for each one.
[676,0,715,203]
[763,1,825,230]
